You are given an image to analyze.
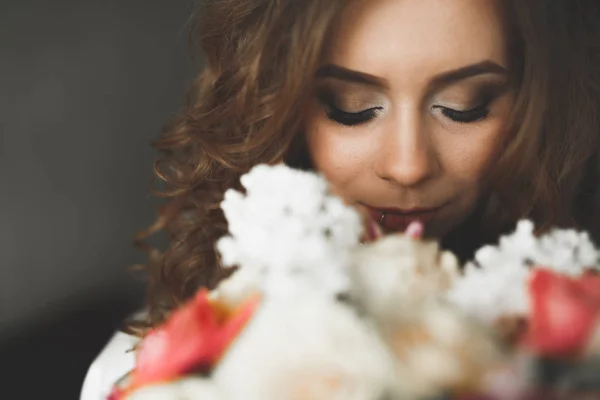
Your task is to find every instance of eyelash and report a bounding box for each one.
[434,103,490,123]
[325,104,382,126]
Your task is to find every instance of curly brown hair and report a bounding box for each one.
[131,0,600,333]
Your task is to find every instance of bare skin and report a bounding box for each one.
[305,0,516,239]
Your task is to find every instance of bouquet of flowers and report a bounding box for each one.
[110,164,600,400]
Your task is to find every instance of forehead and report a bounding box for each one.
[325,0,510,83]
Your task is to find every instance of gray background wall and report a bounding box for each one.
[0,1,197,396]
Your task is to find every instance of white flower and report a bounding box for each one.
[213,296,403,400]
[445,259,530,324]
[348,234,459,322]
[384,304,504,398]
[446,220,600,323]
[472,220,599,276]
[216,164,363,300]
[126,377,220,400]
[209,266,262,307]
[528,223,599,275]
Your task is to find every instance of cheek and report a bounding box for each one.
[436,119,507,185]
[305,116,376,190]
[440,91,515,183]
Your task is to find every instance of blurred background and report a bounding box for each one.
[0,0,197,397]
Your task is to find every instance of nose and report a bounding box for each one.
[374,107,437,187]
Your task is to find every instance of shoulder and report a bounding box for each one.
[80,331,140,400]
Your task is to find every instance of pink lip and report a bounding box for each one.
[365,205,442,232]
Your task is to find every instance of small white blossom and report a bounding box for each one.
[445,261,530,324]
[216,164,363,299]
[446,220,600,323]
[472,220,599,276]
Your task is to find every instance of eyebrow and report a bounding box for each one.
[315,60,509,89]
[316,64,388,87]
[430,61,509,88]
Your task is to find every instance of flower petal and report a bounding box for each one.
[526,269,600,357]
[129,290,259,390]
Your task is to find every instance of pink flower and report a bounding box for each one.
[524,268,600,357]
[127,289,259,392]
[107,386,124,400]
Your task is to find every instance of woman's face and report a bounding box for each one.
[305,0,515,238]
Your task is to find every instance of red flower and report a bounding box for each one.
[525,268,600,357]
[107,386,125,400]
[128,289,260,391]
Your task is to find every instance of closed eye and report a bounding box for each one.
[316,89,384,127]
[325,104,382,126]
[433,103,490,123]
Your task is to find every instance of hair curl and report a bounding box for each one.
[130,0,600,334]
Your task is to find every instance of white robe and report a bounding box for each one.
[80,331,140,400]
